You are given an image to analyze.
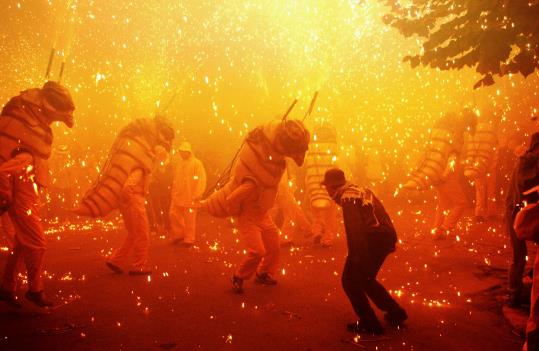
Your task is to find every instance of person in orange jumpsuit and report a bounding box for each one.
[202,118,309,293]
[226,121,310,293]
[0,81,75,308]
[106,167,153,275]
[169,141,207,247]
[75,116,174,276]
[103,120,174,276]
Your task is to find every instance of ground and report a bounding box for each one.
[0,202,529,351]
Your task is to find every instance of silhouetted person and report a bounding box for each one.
[506,133,539,351]
[322,168,407,335]
[506,132,539,309]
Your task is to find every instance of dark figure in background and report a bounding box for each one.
[147,156,174,236]
[506,132,539,309]
[322,168,407,335]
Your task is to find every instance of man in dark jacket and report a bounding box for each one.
[322,168,407,335]
[506,132,539,351]
[505,132,539,309]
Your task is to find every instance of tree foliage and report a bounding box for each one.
[382,0,539,88]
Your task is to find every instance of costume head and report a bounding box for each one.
[41,81,75,128]
[154,115,175,152]
[274,120,310,166]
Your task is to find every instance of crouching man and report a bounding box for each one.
[322,168,407,335]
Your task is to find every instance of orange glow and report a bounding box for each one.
[1,1,537,197]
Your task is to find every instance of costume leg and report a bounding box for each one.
[4,176,46,292]
[434,188,449,228]
[257,214,280,275]
[441,177,468,230]
[1,246,23,292]
[122,195,150,270]
[235,214,264,280]
[109,198,139,266]
[169,203,186,241]
[183,208,197,244]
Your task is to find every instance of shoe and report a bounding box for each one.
[232,275,244,294]
[128,269,152,276]
[255,272,277,285]
[384,309,408,327]
[171,238,184,246]
[346,320,384,335]
[106,262,123,274]
[25,290,53,307]
[0,288,22,308]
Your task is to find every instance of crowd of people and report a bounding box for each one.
[0,81,538,350]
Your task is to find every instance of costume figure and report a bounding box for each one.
[304,122,340,246]
[0,81,75,307]
[76,116,174,275]
[403,111,476,238]
[203,119,309,293]
[462,118,499,221]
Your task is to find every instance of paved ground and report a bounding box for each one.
[0,200,528,351]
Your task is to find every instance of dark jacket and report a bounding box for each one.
[506,152,539,216]
[335,184,397,261]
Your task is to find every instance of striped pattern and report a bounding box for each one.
[403,127,459,190]
[463,121,497,180]
[304,125,338,209]
[0,112,53,186]
[203,123,288,218]
[203,181,235,218]
[77,135,156,217]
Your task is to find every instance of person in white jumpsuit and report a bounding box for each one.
[169,142,207,247]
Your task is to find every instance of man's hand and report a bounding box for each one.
[523,185,539,196]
